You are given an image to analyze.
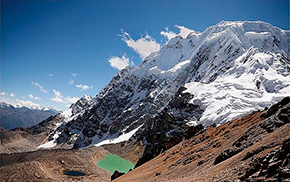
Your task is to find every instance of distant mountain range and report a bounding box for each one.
[0,102,57,130]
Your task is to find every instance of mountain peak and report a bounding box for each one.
[38,21,290,149]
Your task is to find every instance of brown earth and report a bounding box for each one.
[0,112,144,182]
[0,142,145,182]
[115,98,290,182]
[0,114,62,154]
[0,147,111,181]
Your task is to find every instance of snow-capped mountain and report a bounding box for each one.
[39,21,290,149]
[0,102,58,130]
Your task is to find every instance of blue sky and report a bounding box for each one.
[1,0,289,111]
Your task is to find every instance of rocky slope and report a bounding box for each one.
[115,97,290,182]
[1,97,288,182]
[39,21,289,151]
[0,102,57,130]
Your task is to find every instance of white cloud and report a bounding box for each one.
[32,82,48,93]
[15,99,41,109]
[0,92,7,96]
[51,89,64,103]
[53,89,62,97]
[10,93,15,97]
[47,73,53,77]
[161,25,195,41]
[0,96,17,105]
[69,78,74,85]
[160,27,178,40]
[76,84,90,91]
[120,30,160,59]
[71,73,77,77]
[1,95,47,110]
[28,94,41,100]
[108,53,133,70]
[51,96,64,103]
[65,96,79,104]
[51,89,79,104]
[175,25,194,39]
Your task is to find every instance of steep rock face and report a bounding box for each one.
[134,87,204,167]
[70,95,92,116]
[40,21,290,149]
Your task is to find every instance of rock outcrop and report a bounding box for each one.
[111,170,125,181]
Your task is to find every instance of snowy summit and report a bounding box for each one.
[38,21,290,149]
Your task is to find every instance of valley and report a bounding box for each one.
[0,97,289,181]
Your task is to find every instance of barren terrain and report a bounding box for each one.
[116,98,290,182]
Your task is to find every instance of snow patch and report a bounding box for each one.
[61,108,72,119]
[245,31,271,39]
[94,124,143,147]
[37,130,61,149]
[168,60,191,72]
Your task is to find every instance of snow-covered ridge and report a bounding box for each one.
[0,101,57,112]
[0,101,58,130]
[42,21,289,148]
[184,51,290,126]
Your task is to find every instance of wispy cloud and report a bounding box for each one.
[10,93,15,97]
[108,53,133,70]
[31,82,48,93]
[29,94,41,100]
[69,73,77,85]
[69,78,74,85]
[51,89,79,104]
[76,84,91,91]
[0,92,7,96]
[120,30,160,59]
[47,73,53,77]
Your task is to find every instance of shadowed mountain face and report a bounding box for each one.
[38,21,289,149]
[0,102,57,130]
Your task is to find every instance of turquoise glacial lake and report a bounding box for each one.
[97,154,134,174]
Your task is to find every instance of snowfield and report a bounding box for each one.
[184,48,290,126]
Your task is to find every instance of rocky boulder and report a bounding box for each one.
[111,170,125,181]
